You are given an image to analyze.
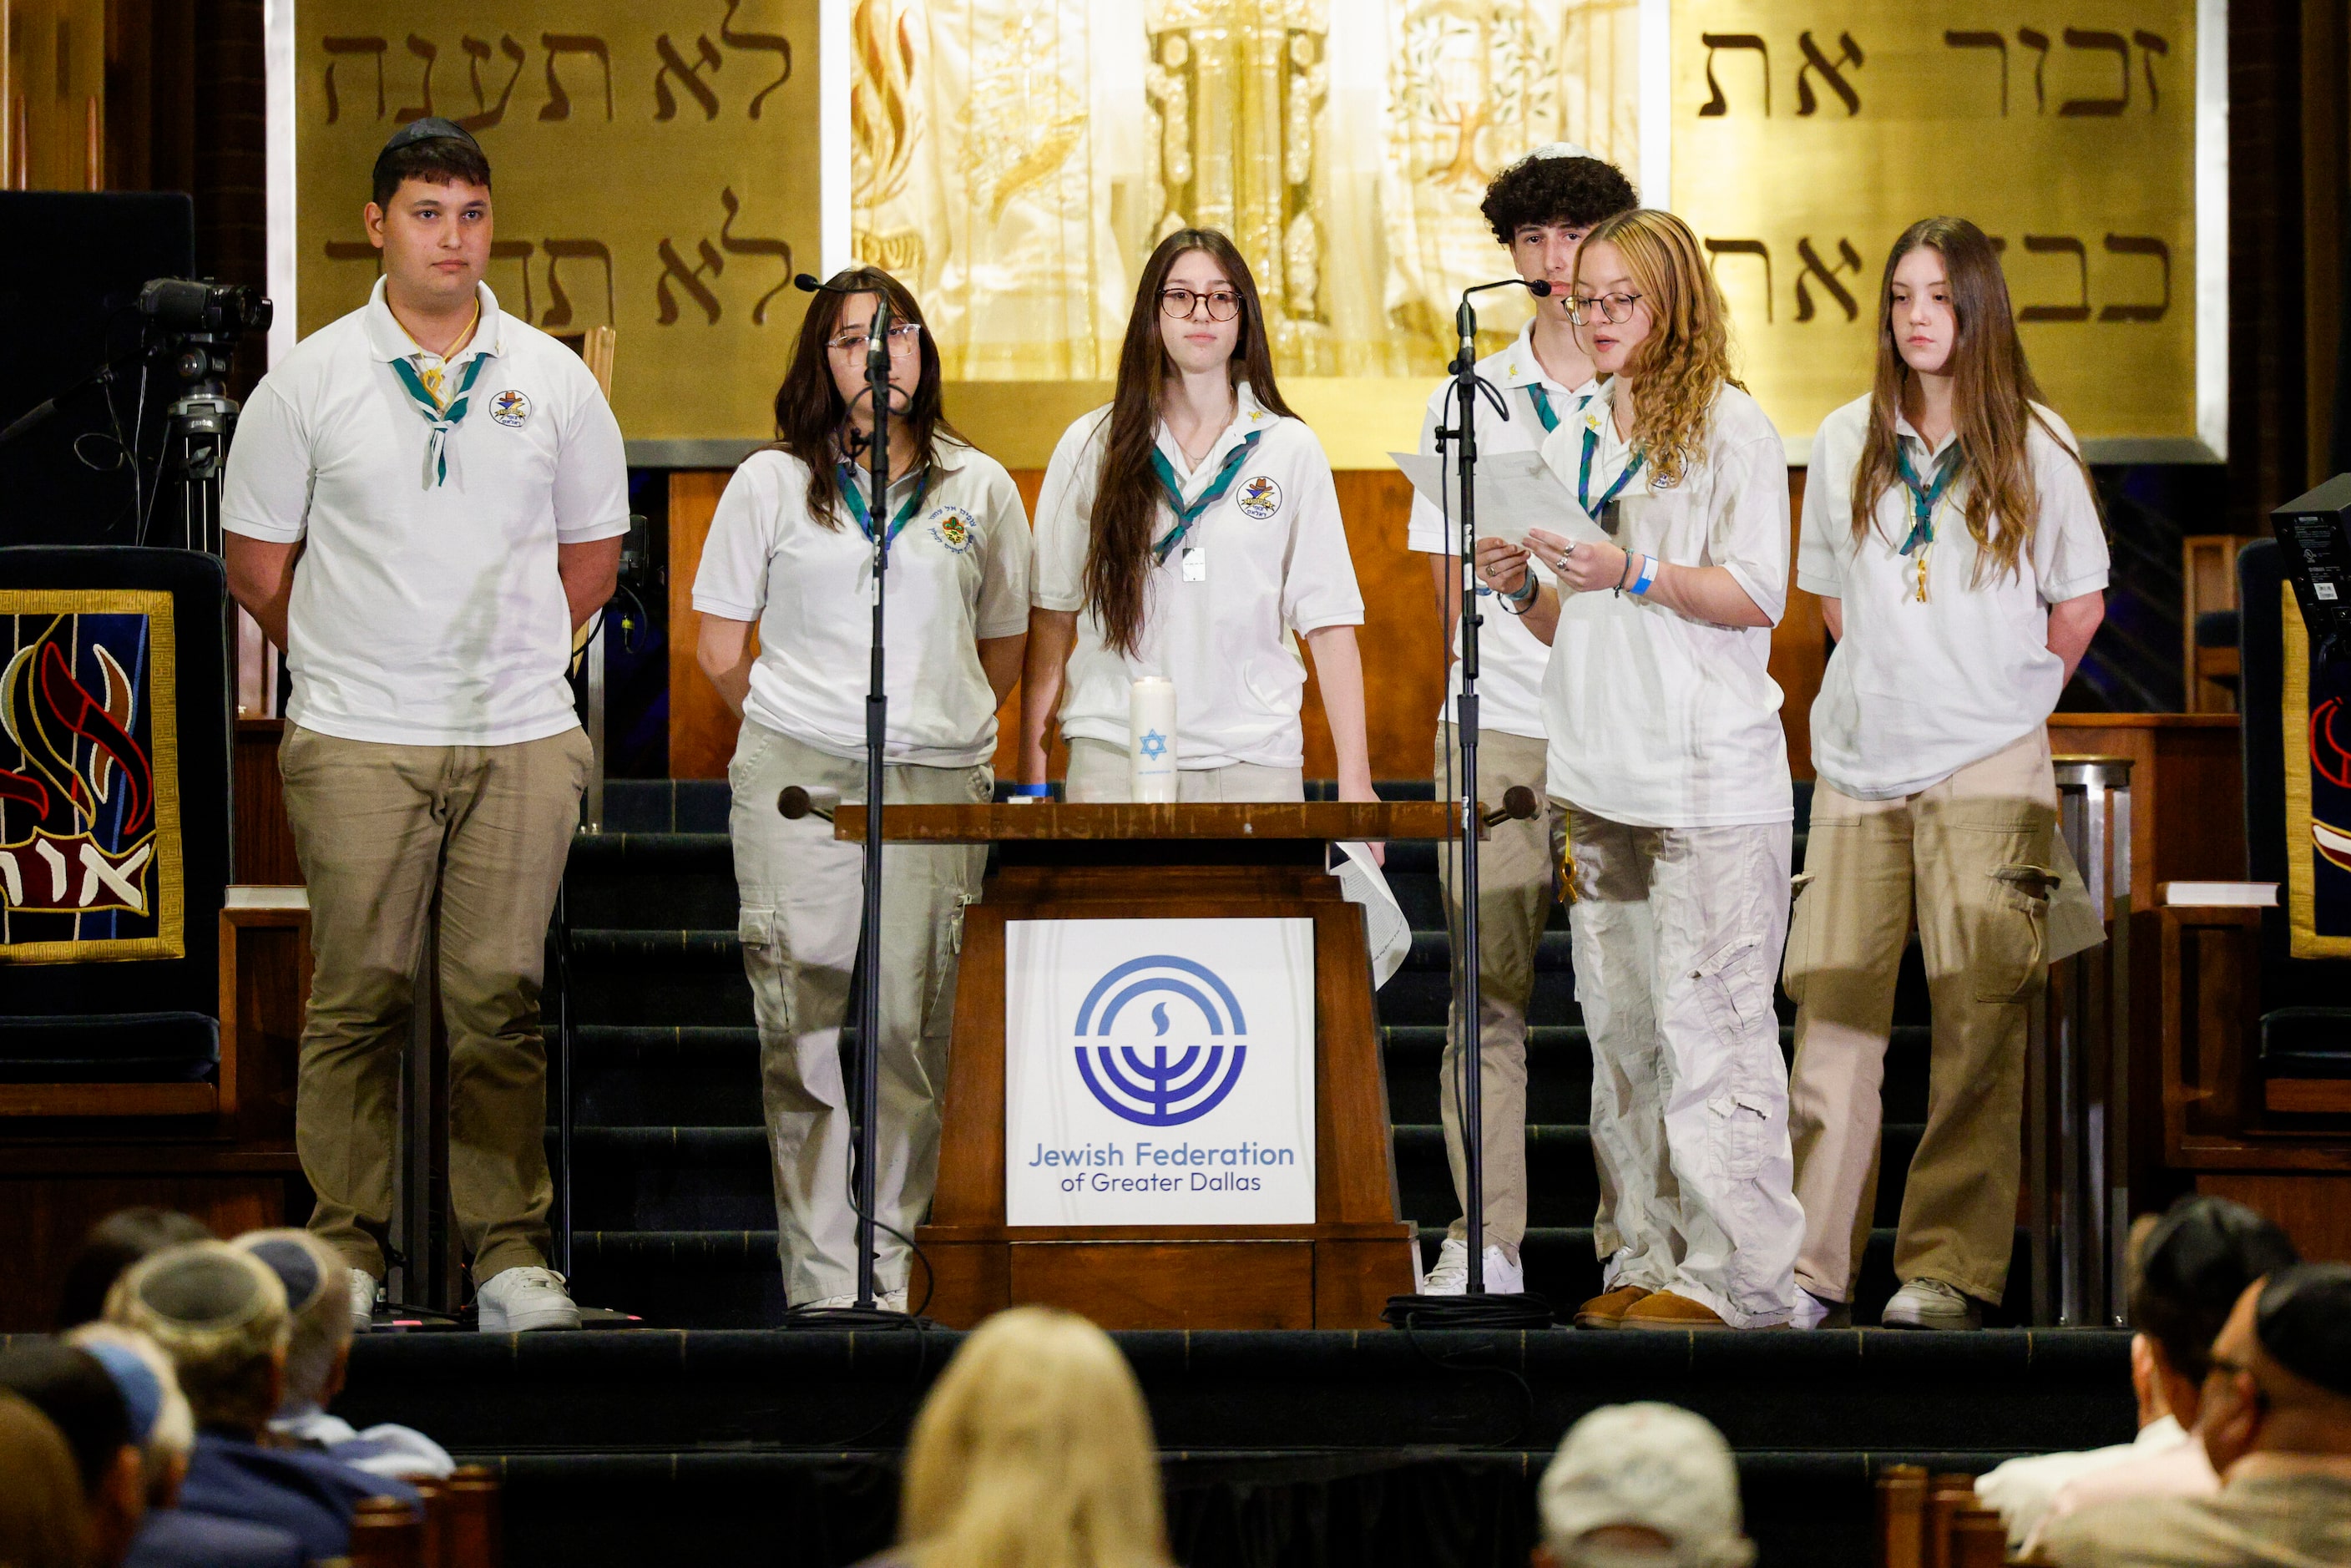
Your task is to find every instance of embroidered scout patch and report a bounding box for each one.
[489,389,531,427]
[928,505,977,553]
[1236,476,1281,519]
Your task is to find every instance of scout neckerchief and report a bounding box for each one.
[1577,404,1646,527]
[836,459,934,547]
[1895,438,1962,604]
[1524,382,1561,433]
[1150,427,1264,564]
[389,297,487,488]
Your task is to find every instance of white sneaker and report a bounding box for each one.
[1881,1277,1982,1331]
[475,1266,580,1333]
[880,1287,909,1314]
[1421,1237,1525,1295]
[1789,1289,1850,1330]
[799,1294,860,1312]
[348,1269,380,1331]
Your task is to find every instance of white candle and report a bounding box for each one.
[1129,677,1178,802]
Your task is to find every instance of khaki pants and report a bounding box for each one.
[281,724,590,1286]
[1560,806,1800,1327]
[729,721,992,1305]
[1784,731,2059,1306]
[1433,722,1555,1254]
[1063,736,1304,802]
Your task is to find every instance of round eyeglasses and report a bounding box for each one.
[1566,292,1643,326]
[1160,286,1242,321]
[827,321,925,356]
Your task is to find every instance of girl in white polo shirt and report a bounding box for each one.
[1019,227,1373,806]
[1475,207,1800,1332]
[693,268,1031,1314]
[1782,217,2109,1332]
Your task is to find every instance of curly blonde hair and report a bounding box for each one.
[1574,209,1742,488]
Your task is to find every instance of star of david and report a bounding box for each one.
[1140,730,1168,760]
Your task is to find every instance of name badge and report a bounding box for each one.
[1181,546,1207,583]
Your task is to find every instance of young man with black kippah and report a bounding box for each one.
[1408,144,1637,1298]
[222,119,629,1334]
[2040,1262,2351,1567]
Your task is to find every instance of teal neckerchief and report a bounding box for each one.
[837,461,933,546]
[390,352,490,488]
[1525,383,1561,433]
[1577,419,1646,520]
[1895,441,1961,556]
[1149,428,1264,563]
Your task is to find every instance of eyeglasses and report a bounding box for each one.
[1160,286,1242,321]
[827,321,925,356]
[1567,292,1644,326]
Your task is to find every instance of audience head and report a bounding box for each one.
[2128,1196,2298,1429]
[2200,1262,2351,1476]
[105,1242,290,1439]
[54,1207,213,1329]
[231,1229,355,1416]
[0,1393,93,1568]
[1536,1404,1755,1568]
[898,1306,1168,1568]
[66,1323,194,1507]
[0,1339,144,1566]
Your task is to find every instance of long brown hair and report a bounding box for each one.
[1850,217,2097,584]
[1573,208,1742,490]
[1084,229,1297,657]
[771,266,964,529]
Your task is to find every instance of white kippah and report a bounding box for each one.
[1511,141,1600,168]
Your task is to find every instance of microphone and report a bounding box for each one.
[1479,786,1540,827]
[1461,276,1552,300]
[793,273,838,293]
[778,786,835,822]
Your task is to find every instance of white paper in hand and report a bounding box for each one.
[1390,449,1606,549]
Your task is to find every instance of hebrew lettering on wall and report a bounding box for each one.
[1677,2,2204,458]
[296,2,820,446]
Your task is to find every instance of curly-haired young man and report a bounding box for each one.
[1409,144,1636,1297]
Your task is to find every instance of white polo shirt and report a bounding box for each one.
[1407,321,1595,741]
[1538,382,1793,827]
[691,442,1031,767]
[1801,395,2111,800]
[221,279,629,746]
[1034,384,1363,770]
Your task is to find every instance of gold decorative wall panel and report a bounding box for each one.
[292,1,821,448]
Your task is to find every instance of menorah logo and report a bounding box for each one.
[1072,954,1249,1128]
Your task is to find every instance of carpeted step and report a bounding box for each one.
[568,928,751,1029]
[570,1025,764,1128]
[564,832,737,929]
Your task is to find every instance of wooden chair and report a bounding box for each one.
[1950,1507,2009,1568]
[1877,1464,1928,1568]
[442,1464,503,1568]
[348,1497,424,1568]
[1926,1479,1978,1568]
[2182,535,2251,713]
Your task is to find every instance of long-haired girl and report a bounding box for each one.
[692,266,1032,1313]
[1782,216,2108,1331]
[1020,229,1373,806]
[1474,207,1801,1331]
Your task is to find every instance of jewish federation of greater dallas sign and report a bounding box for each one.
[1004,917,1317,1226]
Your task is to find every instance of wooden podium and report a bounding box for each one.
[836,801,1458,1330]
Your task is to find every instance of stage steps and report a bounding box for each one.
[556,776,2016,1328]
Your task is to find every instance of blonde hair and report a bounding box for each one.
[1574,209,1743,490]
[231,1230,354,1413]
[106,1242,289,1434]
[897,1308,1169,1568]
[64,1323,194,1500]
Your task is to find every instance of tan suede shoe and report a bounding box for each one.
[1620,1290,1733,1330]
[1573,1285,1653,1329]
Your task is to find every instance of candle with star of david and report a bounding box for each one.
[1130,677,1178,802]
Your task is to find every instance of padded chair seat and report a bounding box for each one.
[0,1013,220,1083]
[2259,1008,2351,1078]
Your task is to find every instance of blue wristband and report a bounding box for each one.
[1009,782,1052,798]
[1630,553,1657,596]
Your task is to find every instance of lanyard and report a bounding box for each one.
[837,461,933,546]
[390,352,489,488]
[1577,420,1646,520]
[1150,429,1263,563]
[1895,441,1960,556]
[1525,383,1561,433]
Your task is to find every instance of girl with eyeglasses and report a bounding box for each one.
[691,266,1032,1314]
[1782,218,2108,1333]
[1020,228,1374,809]
[1474,207,1801,1332]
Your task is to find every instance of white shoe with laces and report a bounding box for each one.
[1421,1237,1525,1296]
[348,1268,379,1331]
[1881,1277,1982,1331]
[474,1266,580,1332]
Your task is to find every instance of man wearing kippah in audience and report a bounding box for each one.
[1534,1402,1756,1568]
[2038,1262,2351,1566]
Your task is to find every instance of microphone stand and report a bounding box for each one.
[853,292,893,1313]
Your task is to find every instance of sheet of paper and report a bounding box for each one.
[1388,449,1608,549]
